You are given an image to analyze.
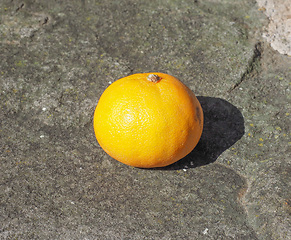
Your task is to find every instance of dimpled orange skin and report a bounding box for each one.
[93,72,203,168]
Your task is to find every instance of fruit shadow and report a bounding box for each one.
[155,96,245,170]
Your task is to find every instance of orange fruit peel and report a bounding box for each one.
[93,72,203,168]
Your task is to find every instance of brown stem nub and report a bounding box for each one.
[147,74,161,83]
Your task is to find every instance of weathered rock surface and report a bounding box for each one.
[1,0,290,239]
[256,0,291,55]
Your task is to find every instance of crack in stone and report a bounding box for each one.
[228,42,262,93]
[216,162,260,239]
[15,3,25,13]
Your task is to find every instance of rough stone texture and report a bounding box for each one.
[256,0,291,56]
[0,0,290,239]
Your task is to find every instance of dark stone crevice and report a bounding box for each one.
[228,42,263,93]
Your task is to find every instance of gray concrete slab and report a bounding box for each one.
[1,0,290,239]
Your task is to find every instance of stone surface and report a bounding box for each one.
[0,0,290,239]
[256,0,291,56]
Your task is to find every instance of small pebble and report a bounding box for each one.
[203,228,209,235]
